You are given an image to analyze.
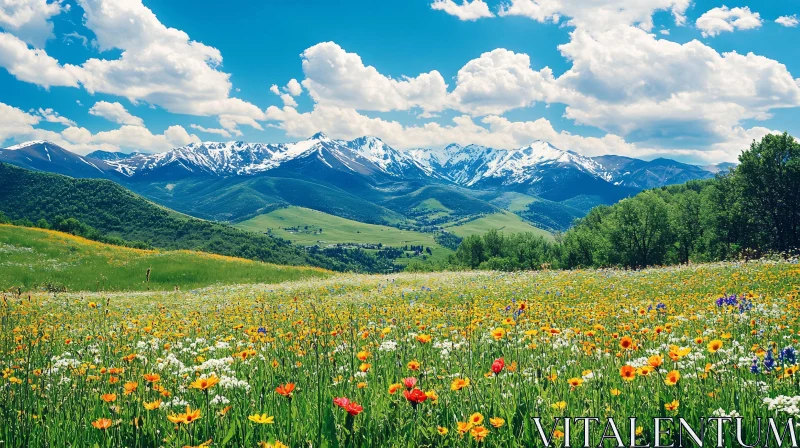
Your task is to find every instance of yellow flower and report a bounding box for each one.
[451,377,470,391]
[490,328,506,340]
[189,375,220,391]
[610,388,621,396]
[471,426,490,442]
[437,426,449,435]
[707,339,723,353]
[457,421,473,434]
[143,399,162,410]
[567,377,584,387]
[551,401,567,410]
[248,414,275,424]
[469,412,484,425]
[258,441,289,448]
[664,370,680,386]
[489,417,505,428]
[665,400,680,411]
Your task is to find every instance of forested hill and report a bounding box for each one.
[0,163,341,269]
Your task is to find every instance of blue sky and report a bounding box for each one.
[0,0,799,163]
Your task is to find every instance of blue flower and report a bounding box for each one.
[750,358,760,374]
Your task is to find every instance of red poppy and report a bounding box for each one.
[491,358,505,375]
[402,377,417,389]
[344,402,364,416]
[333,397,351,408]
[403,388,428,404]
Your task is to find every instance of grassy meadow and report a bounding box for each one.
[445,211,553,240]
[2,260,799,447]
[0,224,330,292]
[235,207,439,248]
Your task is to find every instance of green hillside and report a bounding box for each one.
[445,211,553,239]
[237,206,436,247]
[131,176,404,225]
[0,224,330,292]
[236,207,453,266]
[0,163,338,269]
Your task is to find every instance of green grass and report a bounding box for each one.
[236,207,439,247]
[488,192,538,212]
[0,224,330,292]
[445,211,553,239]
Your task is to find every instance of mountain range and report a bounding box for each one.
[0,135,730,232]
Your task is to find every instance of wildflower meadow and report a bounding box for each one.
[1,260,799,447]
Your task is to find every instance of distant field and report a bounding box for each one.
[236,206,440,247]
[445,211,553,239]
[0,224,329,292]
[488,192,538,212]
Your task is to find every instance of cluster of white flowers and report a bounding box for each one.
[711,408,741,418]
[378,340,397,352]
[218,374,251,392]
[763,396,800,418]
[183,357,233,375]
[210,394,230,405]
[165,397,189,408]
[433,340,465,359]
[156,353,186,372]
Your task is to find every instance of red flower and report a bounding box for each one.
[344,402,364,416]
[402,377,418,389]
[333,397,351,408]
[491,358,505,375]
[403,388,428,404]
[276,383,296,397]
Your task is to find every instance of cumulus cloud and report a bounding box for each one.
[448,48,556,115]
[0,0,267,130]
[776,15,799,28]
[496,0,691,31]
[552,26,800,144]
[0,0,63,47]
[0,32,81,88]
[88,101,144,126]
[300,42,449,113]
[430,0,494,21]
[696,6,762,38]
[0,101,199,154]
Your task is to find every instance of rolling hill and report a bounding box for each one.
[0,163,342,269]
[0,224,329,292]
[445,211,553,239]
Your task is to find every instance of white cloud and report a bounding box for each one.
[300,42,449,113]
[36,107,75,126]
[190,124,232,138]
[448,48,555,115]
[696,6,762,38]
[430,0,494,21]
[0,100,199,154]
[0,32,81,88]
[286,78,302,96]
[0,0,63,47]
[551,26,800,143]
[497,0,691,31]
[776,15,799,28]
[0,0,267,130]
[88,101,144,126]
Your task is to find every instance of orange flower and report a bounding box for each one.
[123,382,138,395]
[469,413,484,425]
[664,370,680,386]
[91,418,113,430]
[143,373,161,383]
[388,383,403,395]
[489,417,505,428]
[648,355,663,368]
[407,360,420,371]
[490,328,506,340]
[101,393,117,403]
[143,400,162,410]
[471,426,490,442]
[620,365,636,381]
[620,336,633,350]
[276,383,296,397]
[416,334,432,344]
[189,375,220,391]
[356,350,370,361]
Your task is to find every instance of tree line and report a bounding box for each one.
[447,133,800,271]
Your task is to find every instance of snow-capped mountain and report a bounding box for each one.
[0,140,112,178]
[1,135,717,199]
